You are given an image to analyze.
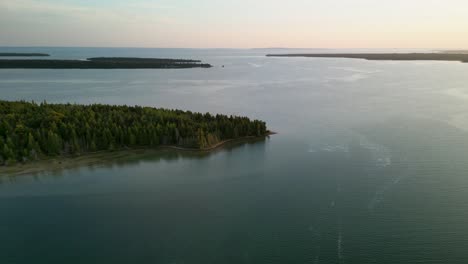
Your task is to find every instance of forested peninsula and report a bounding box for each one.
[0,57,212,69]
[0,53,50,57]
[0,101,269,166]
[266,53,468,63]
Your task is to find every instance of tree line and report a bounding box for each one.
[0,57,212,69]
[0,101,268,165]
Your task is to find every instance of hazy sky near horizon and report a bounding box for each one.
[1,0,468,48]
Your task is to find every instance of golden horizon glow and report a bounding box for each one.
[1,0,468,49]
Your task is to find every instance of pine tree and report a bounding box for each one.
[0,100,268,164]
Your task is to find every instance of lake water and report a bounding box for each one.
[2,48,468,263]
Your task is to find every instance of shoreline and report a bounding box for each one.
[0,57,212,69]
[0,133,275,177]
[159,132,276,152]
[266,53,468,63]
[0,53,50,57]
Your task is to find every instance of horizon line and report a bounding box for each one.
[0,45,464,51]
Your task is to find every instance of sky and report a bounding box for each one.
[1,0,468,48]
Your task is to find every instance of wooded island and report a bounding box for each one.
[0,57,212,69]
[0,53,50,57]
[266,53,468,63]
[0,101,268,165]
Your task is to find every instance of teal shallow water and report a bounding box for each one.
[2,48,468,263]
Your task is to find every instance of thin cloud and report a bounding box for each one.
[1,0,175,24]
[2,0,92,14]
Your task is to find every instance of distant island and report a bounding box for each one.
[437,50,468,54]
[0,53,50,57]
[0,101,270,166]
[266,53,468,63]
[0,57,212,69]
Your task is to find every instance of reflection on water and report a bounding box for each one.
[0,137,268,187]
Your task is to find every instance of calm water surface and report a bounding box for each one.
[2,48,468,263]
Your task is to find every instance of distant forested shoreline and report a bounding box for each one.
[0,53,50,57]
[266,53,468,63]
[0,101,268,165]
[0,57,212,69]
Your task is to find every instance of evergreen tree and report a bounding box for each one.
[0,100,268,164]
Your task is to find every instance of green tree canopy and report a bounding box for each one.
[0,101,268,164]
